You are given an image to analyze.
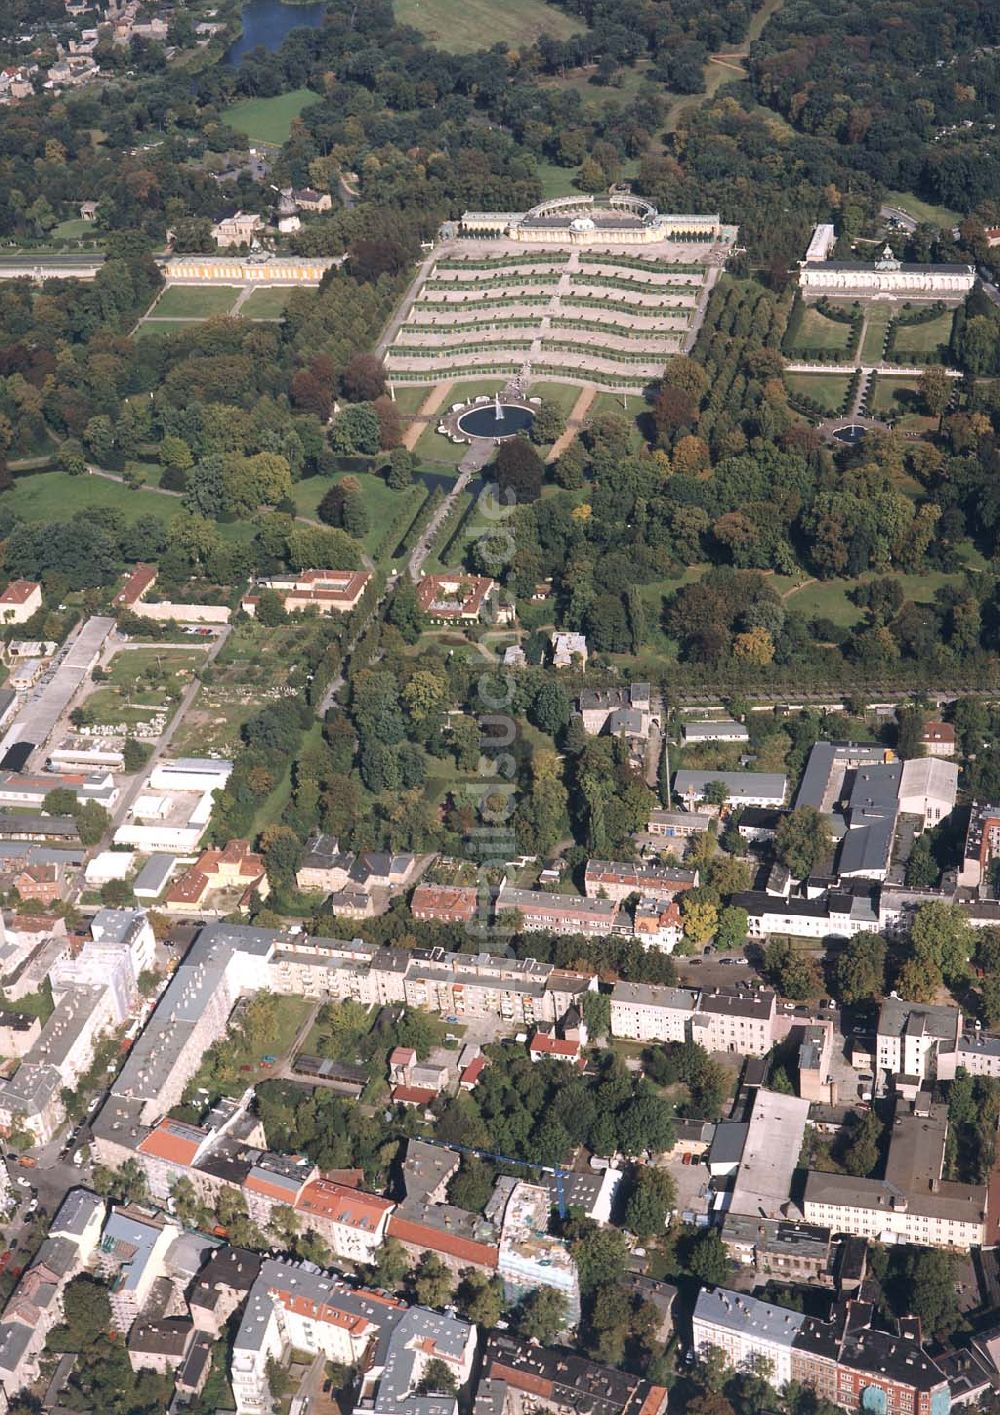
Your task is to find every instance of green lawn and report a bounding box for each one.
[784,372,852,414]
[861,304,897,363]
[239,287,292,319]
[892,309,955,358]
[51,218,96,242]
[152,285,239,318]
[885,191,963,229]
[291,472,425,557]
[794,305,855,351]
[5,469,255,544]
[395,0,582,52]
[786,565,977,629]
[870,377,923,414]
[251,720,322,838]
[224,88,321,144]
[530,381,585,415]
[390,386,432,415]
[533,158,584,200]
[135,320,205,339]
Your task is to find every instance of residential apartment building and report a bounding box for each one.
[0,580,42,625]
[495,884,619,935]
[583,859,697,903]
[693,1288,950,1415]
[609,983,698,1043]
[293,1180,394,1265]
[876,997,961,1084]
[479,1333,669,1415]
[410,883,479,924]
[735,886,880,941]
[97,1207,182,1333]
[0,1188,104,1402]
[803,1103,987,1248]
[231,1260,476,1415]
[692,988,778,1056]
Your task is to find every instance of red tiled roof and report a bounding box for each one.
[0,580,39,604]
[389,1046,416,1066]
[295,1179,392,1229]
[460,1056,487,1086]
[529,1033,581,1057]
[391,1085,438,1106]
[114,564,157,607]
[922,721,955,743]
[415,574,494,618]
[138,1119,204,1166]
[411,883,478,921]
[387,1214,499,1268]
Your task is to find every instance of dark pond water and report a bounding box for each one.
[224,0,326,65]
[833,424,867,444]
[456,405,535,439]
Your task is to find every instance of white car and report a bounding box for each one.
[15,1178,30,1189]
[26,1199,37,1214]
[72,1150,85,1166]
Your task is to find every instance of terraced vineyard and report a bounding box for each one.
[385,248,713,390]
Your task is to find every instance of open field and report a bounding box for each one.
[530,381,586,415]
[860,304,896,363]
[291,472,424,557]
[538,63,653,111]
[892,309,955,358]
[784,372,852,413]
[4,469,254,544]
[239,287,292,319]
[870,376,923,415]
[394,0,582,52]
[81,647,205,730]
[51,218,96,242]
[533,159,584,200]
[224,88,320,144]
[135,320,205,339]
[885,190,963,229]
[389,386,432,415]
[793,305,854,351]
[152,285,239,318]
[786,565,980,628]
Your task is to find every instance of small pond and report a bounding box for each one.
[224,0,326,65]
[456,404,535,439]
[833,424,867,444]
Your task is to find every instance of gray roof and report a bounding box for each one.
[803,1168,986,1224]
[838,814,895,875]
[52,1188,104,1239]
[674,770,786,801]
[133,853,177,896]
[708,1121,748,1167]
[795,741,887,811]
[694,1285,807,1345]
[682,719,749,741]
[611,981,698,1011]
[847,761,901,817]
[0,1319,34,1375]
[877,996,959,1043]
